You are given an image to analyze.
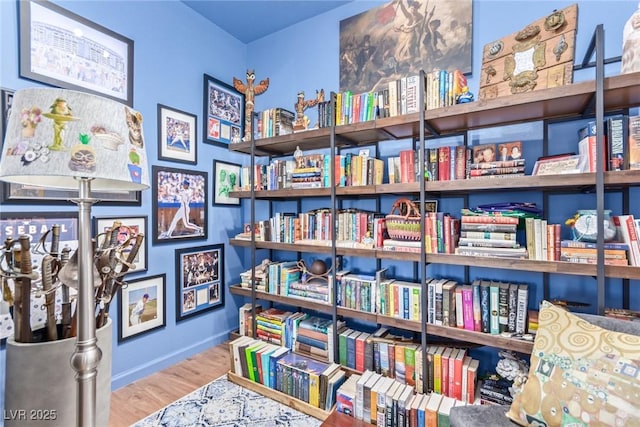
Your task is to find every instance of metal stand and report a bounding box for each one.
[69,177,101,427]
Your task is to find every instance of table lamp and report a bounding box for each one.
[0,88,150,426]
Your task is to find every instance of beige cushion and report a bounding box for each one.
[506,301,640,426]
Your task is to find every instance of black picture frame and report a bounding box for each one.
[152,165,208,244]
[18,0,134,106]
[157,104,197,165]
[203,73,244,147]
[0,182,141,205]
[175,244,224,322]
[118,273,166,342]
[1,88,14,140]
[213,160,241,206]
[93,215,148,274]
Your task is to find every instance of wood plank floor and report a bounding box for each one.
[109,342,230,427]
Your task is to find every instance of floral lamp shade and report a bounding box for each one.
[0,88,149,191]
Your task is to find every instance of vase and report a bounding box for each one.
[4,319,112,427]
[21,125,35,138]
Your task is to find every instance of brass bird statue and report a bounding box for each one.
[233,69,269,141]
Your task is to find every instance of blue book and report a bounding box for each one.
[296,333,328,350]
[346,330,360,369]
[260,345,278,387]
[268,347,290,390]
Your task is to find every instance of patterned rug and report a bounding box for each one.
[131,375,323,427]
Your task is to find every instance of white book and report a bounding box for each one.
[355,370,374,420]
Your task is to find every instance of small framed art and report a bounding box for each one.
[118,274,166,342]
[213,160,241,206]
[152,165,208,244]
[532,154,582,176]
[19,0,134,106]
[203,74,244,147]
[175,244,224,321]
[93,216,148,274]
[157,104,197,165]
[1,88,14,139]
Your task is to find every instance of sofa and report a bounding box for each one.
[450,311,640,427]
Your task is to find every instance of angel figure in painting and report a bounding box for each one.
[293,89,323,131]
[233,69,269,141]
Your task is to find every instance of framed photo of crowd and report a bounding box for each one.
[175,244,224,321]
[203,73,244,147]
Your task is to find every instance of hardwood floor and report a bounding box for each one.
[109,342,231,427]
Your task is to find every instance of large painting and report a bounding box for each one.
[339,0,473,94]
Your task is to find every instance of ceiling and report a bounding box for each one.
[181,1,352,43]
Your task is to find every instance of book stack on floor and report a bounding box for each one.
[294,315,345,363]
[336,369,471,427]
[455,214,526,258]
[477,377,514,406]
[229,335,346,411]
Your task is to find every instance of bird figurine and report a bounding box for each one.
[233,69,269,141]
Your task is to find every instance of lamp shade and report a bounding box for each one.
[0,88,149,191]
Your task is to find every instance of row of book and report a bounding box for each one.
[578,114,640,172]
[229,335,346,411]
[337,368,475,427]
[255,107,295,139]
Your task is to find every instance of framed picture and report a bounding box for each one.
[152,165,208,244]
[18,0,134,106]
[1,183,141,205]
[93,216,148,274]
[339,0,472,93]
[118,273,166,342]
[532,154,583,176]
[213,160,241,206]
[203,73,244,147]
[157,104,197,165]
[1,88,14,139]
[175,244,224,321]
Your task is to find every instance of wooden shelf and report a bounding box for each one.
[229,285,533,353]
[230,170,640,200]
[228,72,640,156]
[227,370,331,421]
[228,241,640,280]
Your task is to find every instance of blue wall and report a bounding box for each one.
[1,0,639,406]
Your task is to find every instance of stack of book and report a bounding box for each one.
[478,377,514,406]
[560,239,630,265]
[469,142,525,179]
[294,315,345,363]
[255,308,294,346]
[291,166,323,189]
[455,215,526,258]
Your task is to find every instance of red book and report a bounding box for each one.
[554,224,561,261]
[613,215,640,266]
[448,348,458,398]
[452,349,467,400]
[355,332,369,372]
[454,146,467,180]
[440,347,452,396]
[438,146,451,181]
[578,135,607,172]
[466,359,479,404]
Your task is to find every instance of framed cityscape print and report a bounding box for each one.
[93,215,148,274]
[152,166,208,244]
[203,73,244,147]
[175,244,224,321]
[339,0,472,93]
[118,273,166,342]
[213,160,241,206]
[19,0,134,106]
[157,104,197,165]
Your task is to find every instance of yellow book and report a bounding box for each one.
[433,346,444,393]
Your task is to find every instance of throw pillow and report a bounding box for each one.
[506,301,640,426]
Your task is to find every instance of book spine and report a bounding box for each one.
[508,284,518,333]
[490,284,500,335]
[516,285,529,334]
[498,284,509,333]
[480,282,490,333]
[462,286,474,331]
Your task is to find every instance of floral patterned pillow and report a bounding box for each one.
[506,301,640,426]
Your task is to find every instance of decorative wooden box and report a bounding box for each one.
[479,3,578,100]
